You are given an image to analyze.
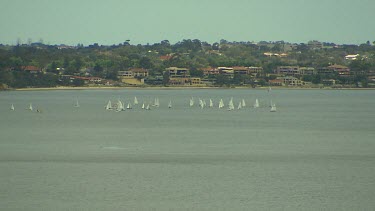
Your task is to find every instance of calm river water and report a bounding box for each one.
[1,88,375,210]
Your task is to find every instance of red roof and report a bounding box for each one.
[159,55,173,60]
[22,66,41,71]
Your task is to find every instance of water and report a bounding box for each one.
[1,89,375,210]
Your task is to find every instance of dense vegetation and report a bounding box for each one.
[1,39,375,88]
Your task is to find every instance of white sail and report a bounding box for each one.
[270,103,277,112]
[153,97,159,107]
[11,104,15,111]
[209,99,213,108]
[237,101,242,110]
[241,99,246,107]
[253,99,259,108]
[189,97,194,107]
[168,100,172,108]
[134,97,138,105]
[146,104,150,110]
[228,98,234,110]
[199,98,204,109]
[141,103,145,109]
[74,99,80,108]
[105,100,112,110]
[219,99,224,109]
[116,100,124,111]
[28,103,33,111]
[127,103,132,109]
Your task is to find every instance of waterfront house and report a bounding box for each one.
[275,66,300,76]
[118,68,149,85]
[166,67,189,78]
[218,67,234,78]
[268,79,284,86]
[201,67,219,76]
[327,65,350,76]
[277,76,304,86]
[299,67,316,75]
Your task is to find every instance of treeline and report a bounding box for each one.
[1,39,375,88]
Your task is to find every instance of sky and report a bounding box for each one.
[1,0,374,45]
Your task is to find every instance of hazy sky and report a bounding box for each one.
[1,0,374,45]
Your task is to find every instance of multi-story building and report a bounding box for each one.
[275,66,300,76]
[166,67,189,78]
[118,68,149,85]
[201,67,219,76]
[218,67,234,77]
[327,65,350,76]
[277,76,304,86]
[300,67,316,75]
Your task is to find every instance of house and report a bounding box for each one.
[327,65,350,76]
[70,76,103,84]
[159,54,173,61]
[275,66,300,76]
[218,67,234,77]
[190,77,202,85]
[166,67,189,78]
[22,66,42,74]
[247,67,263,76]
[118,68,149,85]
[268,79,283,86]
[300,67,316,75]
[201,67,219,75]
[169,77,189,86]
[317,67,335,75]
[118,68,149,78]
[233,66,249,75]
[130,68,149,78]
[277,76,304,86]
[345,54,359,60]
[118,70,133,78]
[322,79,336,86]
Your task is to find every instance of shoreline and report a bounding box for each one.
[7,86,375,91]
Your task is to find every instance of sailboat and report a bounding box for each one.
[74,99,80,108]
[241,99,246,107]
[141,103,145,109]
[126,103,132,109]
[28,103,33,111]
[189,97,194,107]
[199,98,204,109]
[209,99,213,108]
[146,104,150,110]
[237,101,242,110]
[116,100,124,112]
[134,97,138,105]
[105,100,112,110]
[153,97,160,107]
[218,99,224,109]
[168,100,172,108]
[10,104,15,111]
[253,99,259,108]
[227,98,235,111]
[270,102,277,112]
